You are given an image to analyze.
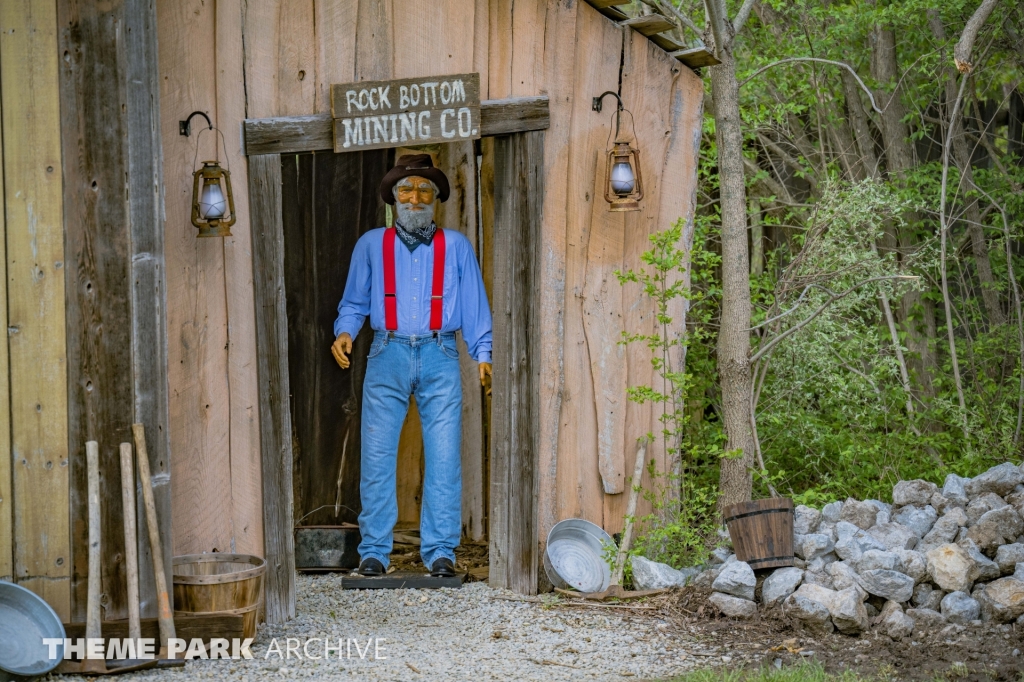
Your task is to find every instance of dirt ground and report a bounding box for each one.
[383,536,490,578]
[339,540,1024,680]
[652,585,1024,681]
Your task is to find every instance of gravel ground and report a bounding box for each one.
[56,574,714,682]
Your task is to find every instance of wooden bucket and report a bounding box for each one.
[172,553,265,639]
[722,498,795,570]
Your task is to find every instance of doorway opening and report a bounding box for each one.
[282,142,493,579]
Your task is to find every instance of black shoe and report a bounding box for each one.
[429,557,456,577]
[357,558,384,576]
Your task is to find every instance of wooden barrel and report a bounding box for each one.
[722,498,795,570]
[172,554,265,639]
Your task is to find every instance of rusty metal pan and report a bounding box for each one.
[543,519,615,594]
[0,580,65,681]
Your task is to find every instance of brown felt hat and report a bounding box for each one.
[379,154,450,205]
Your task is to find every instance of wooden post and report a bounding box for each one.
[119,443,141,641]
[124,0,173,620]
[489,132,543,594]
[248,153,296,623]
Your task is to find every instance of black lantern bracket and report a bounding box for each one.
[179,110,213,137]
[592,91,623,113]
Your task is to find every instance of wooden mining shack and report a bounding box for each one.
[0,0,702,624]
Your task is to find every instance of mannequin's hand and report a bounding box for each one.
[479,362,492,396]
[332,333,353,369]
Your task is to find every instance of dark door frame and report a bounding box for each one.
[243,97,548,623]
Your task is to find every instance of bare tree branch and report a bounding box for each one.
[955,0,1000,72]
[733,0,758,34]
[937,73,971,434]
[749,276,918,363]
[739,58,883,114]
[757,133,820,191]
[743,156,795,206]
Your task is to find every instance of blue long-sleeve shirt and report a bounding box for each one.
[334,227,493,363]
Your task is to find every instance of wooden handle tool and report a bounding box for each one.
[119,442,141,642]
[85,441,103,646]
[132,423,176,654]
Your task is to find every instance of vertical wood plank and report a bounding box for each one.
[0,25,10,583]
[555,4,621,529]
[354,0,394,80]
[473,0,489,103]
[510,0,545,97]
[125,0,173,621]
[0,0,71,619]
[659,64,705,392]
[278,0,317,116]
[58,0,134,622]
[605,31,677,529]
[392,0,473,79]
[490,131,542,593]
[242,0,316,118]
[219,0,265,558]
[314,0,357,112]
[654,53,705,513]
[157,0,233,558]
[488,0,513,99]
[249,153,295,622]
[535,0,580,549]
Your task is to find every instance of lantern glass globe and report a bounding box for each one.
[610,161,635,195]
[199,181,227,220]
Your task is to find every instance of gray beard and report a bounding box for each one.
[395,202,435,231]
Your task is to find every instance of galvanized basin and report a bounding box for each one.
[543,518,615,594]
[0,581,65,681]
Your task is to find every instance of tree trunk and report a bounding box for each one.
[841,68,879,180]
[870,24,938,397]
[709,43,757,508]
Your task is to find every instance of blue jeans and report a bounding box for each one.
[358,330,463,568]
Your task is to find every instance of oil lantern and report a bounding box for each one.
[605,141,643,212]
[191,160,236,238]
[593,90,643,212]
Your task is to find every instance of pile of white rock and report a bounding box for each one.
[636,462,1024,638]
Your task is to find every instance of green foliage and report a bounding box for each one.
[614,220,722,569]
[615,0,1024,570]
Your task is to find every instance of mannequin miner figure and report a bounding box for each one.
[331,154,492,578]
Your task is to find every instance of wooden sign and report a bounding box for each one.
[331,73,481,153]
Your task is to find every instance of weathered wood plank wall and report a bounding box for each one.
[153,0,702,598]
[0,0,71,619]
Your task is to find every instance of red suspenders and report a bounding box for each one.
[382,227,445,332]
[383,227,399,330]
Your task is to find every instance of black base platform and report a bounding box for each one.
[340,570,466,589]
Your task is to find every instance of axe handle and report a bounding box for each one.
[132,423,176,650]
[85,441,102,644]
[119,442,142,641]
